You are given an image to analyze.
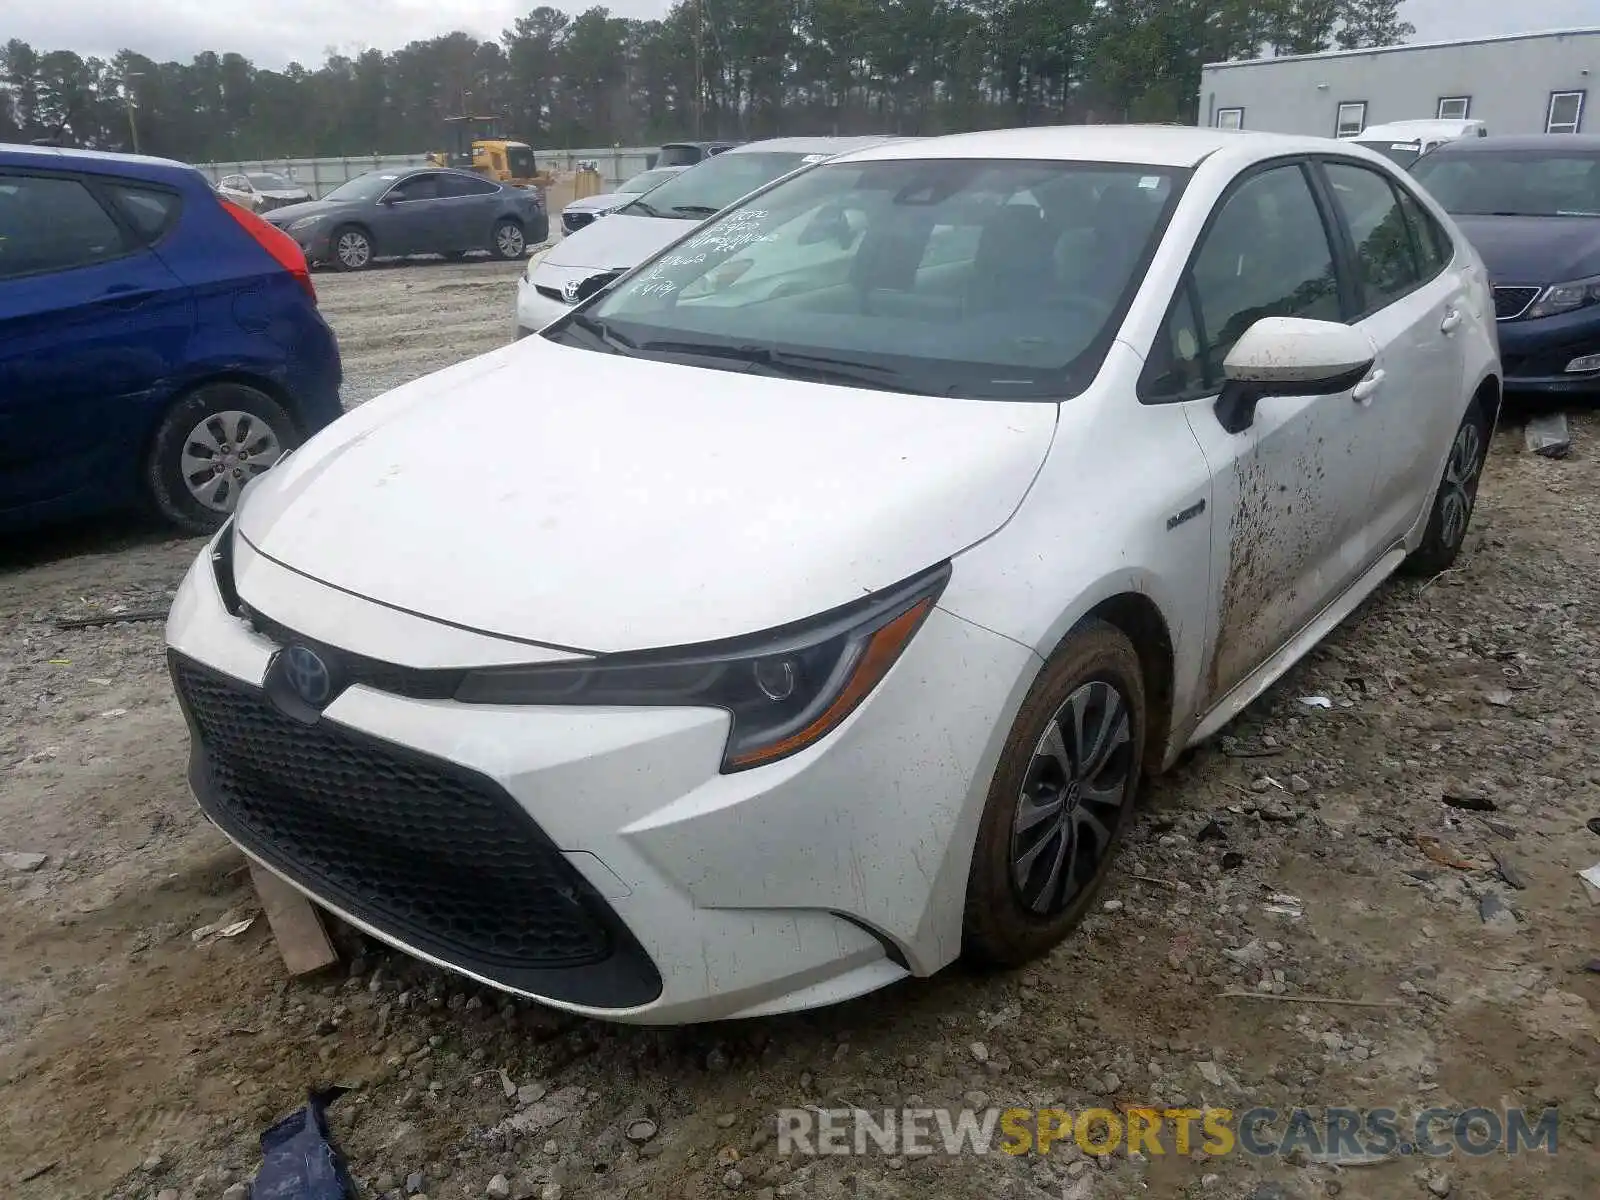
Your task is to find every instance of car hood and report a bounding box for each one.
[259,188,310,200]
[260,199,349,224]
[541,211,695,272]
[235,339,1058,652]
[564,192,628,215]
[1450,214,1600,285]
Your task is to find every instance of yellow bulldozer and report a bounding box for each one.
[426,115,552,189]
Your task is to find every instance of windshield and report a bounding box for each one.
[322,172,400,203]
[1411,149,1600,217]
[248,172,296,190]
[555,158,1184,400]
[618,151,817,220]
[1356,141,1422,169]
[619,168,678,194]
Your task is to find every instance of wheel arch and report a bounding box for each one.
[1073,591,1177,778]
[1473,372,1502,433]
[138,371,306,480]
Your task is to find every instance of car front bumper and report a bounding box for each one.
[1496,306,1600,395]
[275,222,335,265]
[515,271,575,337]
[165,530,1036,1023]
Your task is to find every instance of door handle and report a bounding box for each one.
[1352,369,1385,405]
[101,286,155,308]
[1439,309,1462,334]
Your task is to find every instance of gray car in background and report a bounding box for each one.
[263,166,550,271]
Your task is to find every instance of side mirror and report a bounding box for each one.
[570,269,624,305]
[1214,317,1375,434]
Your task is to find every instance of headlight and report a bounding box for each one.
[287,215,324,232]
[455,564,950,772]
[1525,274,1600,320]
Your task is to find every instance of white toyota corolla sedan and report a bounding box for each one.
[167,126,1500,1024]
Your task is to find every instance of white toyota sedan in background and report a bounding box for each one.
[515,135,901,336]
[168,126,1499,1024]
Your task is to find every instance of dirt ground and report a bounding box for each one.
[1,261,1597,1200]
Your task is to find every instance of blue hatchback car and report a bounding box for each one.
[0,144,343,535]
[1411,135,1600,397]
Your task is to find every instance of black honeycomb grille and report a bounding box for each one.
[171,655,661,1004]
[1493,286,1539,320]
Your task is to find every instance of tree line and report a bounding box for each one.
[0,0,1413,162]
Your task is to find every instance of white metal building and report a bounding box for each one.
[1199,27,1600,140]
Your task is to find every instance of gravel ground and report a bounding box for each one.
[1,267,1596,1200]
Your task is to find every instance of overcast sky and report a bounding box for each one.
[6,0,1598,69]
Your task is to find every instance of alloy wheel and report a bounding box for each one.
[496,224,525,258]
[1438,422,1483,549]
[337,230,371,269]
[1009,679,1133,915]
[179,410,283,512]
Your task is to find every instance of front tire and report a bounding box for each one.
[1401,402,1489,577]
[332,225,374,271]
[145,383,299,535]
[491,219,526,260]
[963,620,1146,967]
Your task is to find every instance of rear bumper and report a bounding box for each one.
[284,312,345,431]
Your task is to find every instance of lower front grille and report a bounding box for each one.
[170,654,660,1007]
[1493,285,1540,321]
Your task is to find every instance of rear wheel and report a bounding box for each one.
[491,219,526,260]
[145,383,299,534]
[1401,402,1489,577]
[963,620,1146,966]
[332,225,373,271]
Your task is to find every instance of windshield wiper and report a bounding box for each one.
[670,204,720,217]
[623,199,664,218]
[559,311,638,355]
[639,340,921,392]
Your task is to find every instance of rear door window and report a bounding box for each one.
[1393,186,1449,277]
[0,174,128,279]
[1322,162,1423,316]
[440,173,499,198]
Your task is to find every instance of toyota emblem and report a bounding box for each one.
[281,644,332,706]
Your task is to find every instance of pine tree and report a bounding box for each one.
[1335,0,1416,50]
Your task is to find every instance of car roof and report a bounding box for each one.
[1426,133,1600,154]
[836,124,1352,168]
[0,141,201,184]
[726,135,907,156]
